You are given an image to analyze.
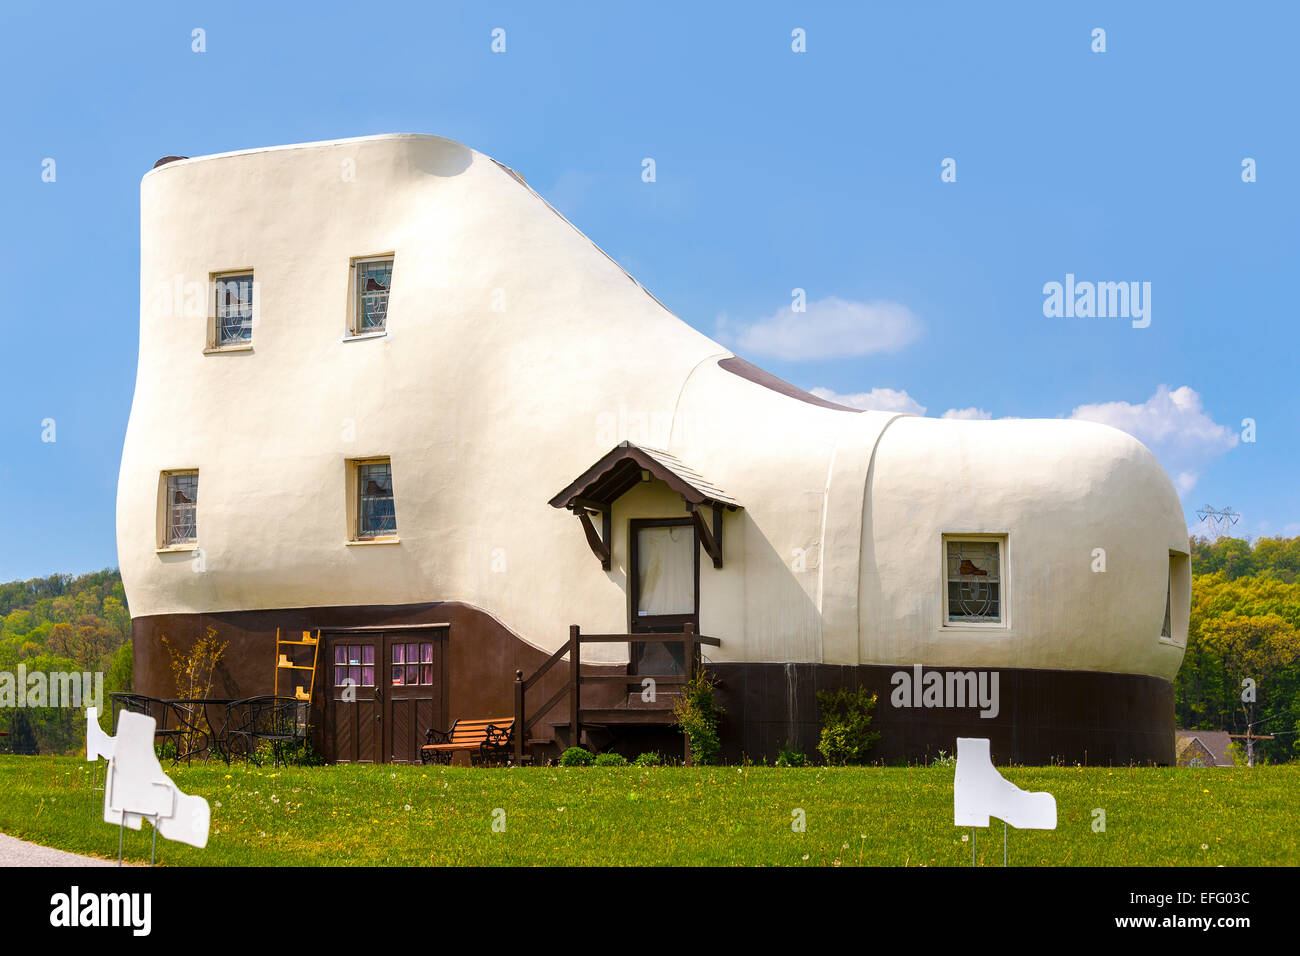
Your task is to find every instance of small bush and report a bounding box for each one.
[560,746,594,767]
[775,745,807,767]
[594,752,628,766]
[632,751,663,767]
[816,686,880,766]
[673,670,724,765]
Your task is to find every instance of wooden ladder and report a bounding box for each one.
[274,628,321,702]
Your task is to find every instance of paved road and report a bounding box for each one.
[0,833,119,867]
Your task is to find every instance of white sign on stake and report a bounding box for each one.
[88,708,210,855]
[954,737,1055,866]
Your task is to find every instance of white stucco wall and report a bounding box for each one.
[118,134,1188,681]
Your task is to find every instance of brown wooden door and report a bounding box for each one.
[327,637,381,763]
[383,633,444,763]
[629,518,700,675]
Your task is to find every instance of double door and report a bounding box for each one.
[324,628,445,763]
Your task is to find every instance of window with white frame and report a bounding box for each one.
[212,272,254,346]
[165,472,198,546]
[356,460,396,539]
[351,256,393,334]
[944,536,1005,625]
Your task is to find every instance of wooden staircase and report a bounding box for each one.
[514,624,718,762]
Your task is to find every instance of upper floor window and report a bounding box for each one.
[350,256,393,335]
[165,471,198,546]
[944,536,1006,625]
[356,459,396,539]
[210,272,255,348]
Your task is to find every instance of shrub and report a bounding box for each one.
[673,670,724,765]
[816,686,880,766]
[593,752,628,766]
[775,745,807,767]
[632,751,663,767]
[560,746,594,767]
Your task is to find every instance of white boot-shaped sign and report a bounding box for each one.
[103,711,210,849]
[85,706,115,761]
[954,737,1056,829]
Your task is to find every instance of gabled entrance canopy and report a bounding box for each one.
[549,442,740,570]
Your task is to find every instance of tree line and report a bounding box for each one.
[1179,536,1300,763]
[0,569,132,754]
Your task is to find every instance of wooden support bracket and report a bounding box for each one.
[575,505,612,570]
[688,501,724,569]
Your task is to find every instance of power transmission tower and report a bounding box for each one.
[1194,505,1240,540]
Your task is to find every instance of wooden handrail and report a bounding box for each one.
[522,683,570,734]
[579,633,720,646]
[514,623,712,763]
[522,640,570,692]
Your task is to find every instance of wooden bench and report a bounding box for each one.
[420,717,515,766]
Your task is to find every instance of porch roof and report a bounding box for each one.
[548,441,740,512]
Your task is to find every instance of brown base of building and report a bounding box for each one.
[710,662,1174,766]
[131,604,1174,766]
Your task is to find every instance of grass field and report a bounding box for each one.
[1,755,1295,866]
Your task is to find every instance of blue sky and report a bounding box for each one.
[1,1,1296,581]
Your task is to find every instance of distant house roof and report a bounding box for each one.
[549,441,739,511]
[1175,730,1235,767]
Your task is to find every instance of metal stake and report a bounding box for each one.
[118,817,124,866]
[972,827,976,866]
[150,814,159,866]
[1003,821,1007,867]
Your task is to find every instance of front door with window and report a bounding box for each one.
[385,635,443,763]
[629,518,699,675]
[327,637,381,763]
[325,629,445,763]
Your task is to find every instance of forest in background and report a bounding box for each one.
[0,570,132,754]
[1,536,1298,760]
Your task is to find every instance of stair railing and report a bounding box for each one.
[514,624,720,763]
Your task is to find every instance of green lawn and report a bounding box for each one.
[1,755,1295,866]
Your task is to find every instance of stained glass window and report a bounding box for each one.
[167,472,197,545]
[213,273,254,345]
[354,258,393,333]
[945,539,1002,624]
[357,462,396,538]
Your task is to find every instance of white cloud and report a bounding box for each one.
[807,386,926,415]
[800,382,1235,500]
[941,407,993,420]
[1068,385,1237,496]
[719,297,922,361]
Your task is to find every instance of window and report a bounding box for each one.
[1161,551,1189,645]
[350,256,393,335]
[356,460,396,539]
[165,472,198,546]
[211,272,254,347]
[944,536,1005,625]
[1161,577,1172,639]
[391,642,435,686]
[334,644,375,687]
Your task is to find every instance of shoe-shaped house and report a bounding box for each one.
[118,134,1190,765]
